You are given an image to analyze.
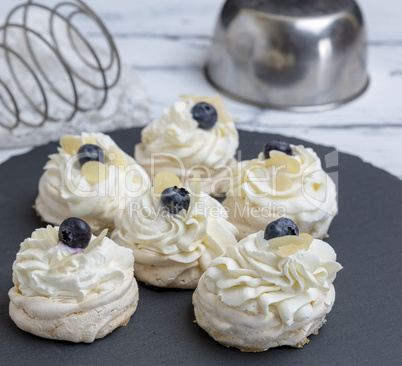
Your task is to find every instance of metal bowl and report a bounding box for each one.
[206,0,369,111]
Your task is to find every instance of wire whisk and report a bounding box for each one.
[0,0,121,130]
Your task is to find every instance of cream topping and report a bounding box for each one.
[114,187,238,270]
[41,132,150,226]
[135,95,239,175]
[12,225,134,303]
[228,145,337,221]
[204,231,342,325]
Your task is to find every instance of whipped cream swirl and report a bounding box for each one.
[113,188,238,270]
[204,231,342,325]
[12,226,134,303]
[226,145,337,236]
[135,96,239,176]
[38,132,150,230]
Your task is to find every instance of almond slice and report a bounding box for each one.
[85,228,108,253]
[269,235,310,255]
[83,136,97,145]
[153,171,181,197]
[299,233,314,247]
[264,155,301,174]
[81,161,108,184]
[276,244,300,257]
[269,150,288,158]
[60,135,82,155]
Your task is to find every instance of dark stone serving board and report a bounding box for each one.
[0,127,401,366]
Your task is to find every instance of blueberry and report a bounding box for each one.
[161,186,190,214]
[58,217,92,249]
[263,140,292,158]
[77,144,105,166]
[191,102,218,129]
[264,218,299,240]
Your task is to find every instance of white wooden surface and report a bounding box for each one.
[0,0,401,179]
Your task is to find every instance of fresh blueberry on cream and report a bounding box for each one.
[264,218,299,240]
[263,140,292,158]
[191,102,218,129]
[78,144,105,166]
[160,186,191,214]
[58,217,92,249]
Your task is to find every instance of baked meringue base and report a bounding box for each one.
[9,278,139,343]
[224,196,338,240]
[134,261,202,289]
[112,230,205,289]
[193,278,336,352]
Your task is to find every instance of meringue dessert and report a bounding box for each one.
[35,132,150,235]
[224,140,338,240]
[9,218,139,343]
[112,172,238,289]
[193,218,342,352]
[134,95,239,196]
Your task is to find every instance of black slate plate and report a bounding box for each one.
[1,128,401,366]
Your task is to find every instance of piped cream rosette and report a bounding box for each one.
[112,172,239,289]
[193,230,342,352]
[9,225,139,343]
[134,95,239,196]
[224,145,337,240]
[35,132,150,234]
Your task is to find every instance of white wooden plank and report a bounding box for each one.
[0,0,400,181]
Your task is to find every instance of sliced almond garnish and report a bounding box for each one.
[83,136,97,145]
[264,155,301,174]
[299,233,314,246]
[276,244,300,257]
[85,228,108,253]
[269,235,300,248]
[153,171,181,197]
[269,234,310,256]
[269,150,287,159]
[81,161,108,184]
[60,135,82,155]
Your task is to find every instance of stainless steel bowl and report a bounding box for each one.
[206,0,369,111]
